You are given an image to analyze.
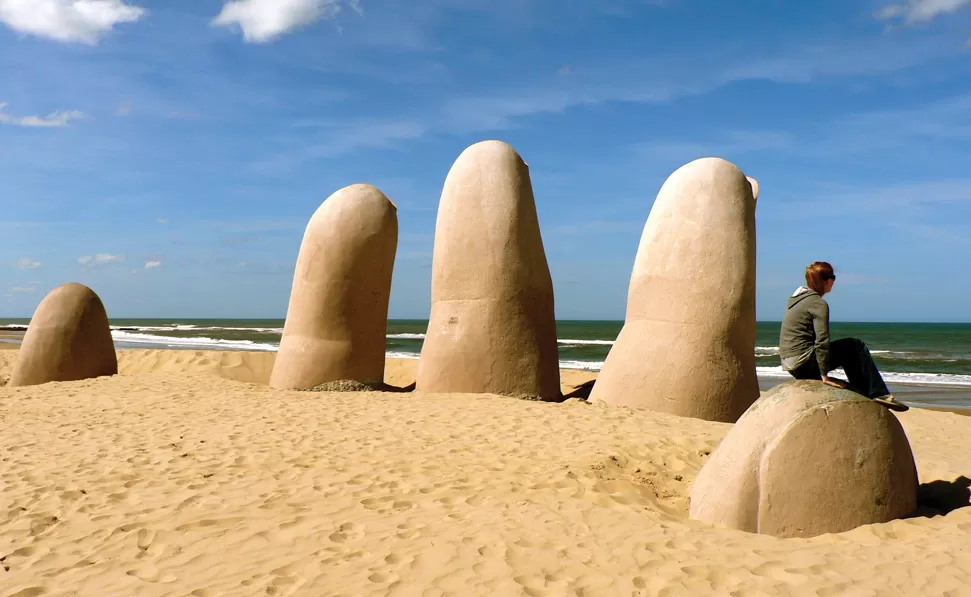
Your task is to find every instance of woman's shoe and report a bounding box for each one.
[873,394,909,412]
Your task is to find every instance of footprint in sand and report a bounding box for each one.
[395,523,423,540]
[360,495,394,509]
[126,564,177,583]
[29,515,59,536]
[6,587,48,597]
[137,528,156,550]
[329,521,366,543]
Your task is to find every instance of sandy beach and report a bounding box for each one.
[0,349,969,596]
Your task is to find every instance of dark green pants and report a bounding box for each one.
[789,338,891,399]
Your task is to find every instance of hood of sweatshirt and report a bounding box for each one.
[786,286,819,309]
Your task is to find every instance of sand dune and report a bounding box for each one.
[1,349,969,596]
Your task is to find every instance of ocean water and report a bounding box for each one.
[2,319,969,390]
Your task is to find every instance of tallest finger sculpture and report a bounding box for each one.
[589,157,759,422]
[416,140,560,400]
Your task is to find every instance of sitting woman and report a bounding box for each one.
[779,261,906,411]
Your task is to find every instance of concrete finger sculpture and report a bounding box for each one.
[11,283,117,387]
[689,380,918,538]
[589,157,759,422]
[270,184,398,390]
[416,140,560,400]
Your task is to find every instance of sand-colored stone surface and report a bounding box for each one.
[11,283,117,387]
[417,140,560,400]
[270,184,398,390]
[590,158,759,422]
[690,381,918,538]
[0,350,969,596]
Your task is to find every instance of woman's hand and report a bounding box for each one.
[822,376,847,389]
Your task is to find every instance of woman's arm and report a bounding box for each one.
[810,298,835,381]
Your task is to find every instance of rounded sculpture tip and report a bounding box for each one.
[668,156,746,185]
[319,183,398,214]
[459,139,521,158]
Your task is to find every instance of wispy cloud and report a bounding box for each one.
[0,103,85,127]
[212,0,362,43]
[892,221,971,247]
[15,257,41,270]
[144,259,161,269]
[776,179,971,223]
[626,90,971,168]
[223,235,264,246]
[836,93,971,141]
[241,26,954,168]
[6,286,35,296]
[155,217,169,225]
[876,0,970,23]
[79,253,124,266]
[631,130,793,163]
[0,0,146,44]
[436,36,951,136]
[254,119,425,173]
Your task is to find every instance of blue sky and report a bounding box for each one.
[2,0,970,322]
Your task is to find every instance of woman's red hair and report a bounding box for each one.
[805,261,836,295]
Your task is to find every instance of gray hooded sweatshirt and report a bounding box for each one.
[779,286,832,374]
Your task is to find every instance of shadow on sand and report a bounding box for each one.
[562,379,596,401]
[909,476,971,518]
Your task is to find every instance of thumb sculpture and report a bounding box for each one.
[270,184,398,390]
[416,140,560,400]
[589,157,759,422]
[12,283,117,387]
[689,380,918,538]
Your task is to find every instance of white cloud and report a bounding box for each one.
[155,217,169,224]
[78,253,124,266]
[16,257,41,269]
[0,0,146,44]
[144,260,161,269]
[0,103,85,127]
[212,0,361,43]
[6,286,35,296]
[875,5,907,19]
[876,0,970,23]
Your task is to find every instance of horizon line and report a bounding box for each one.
[3,317,971,325]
